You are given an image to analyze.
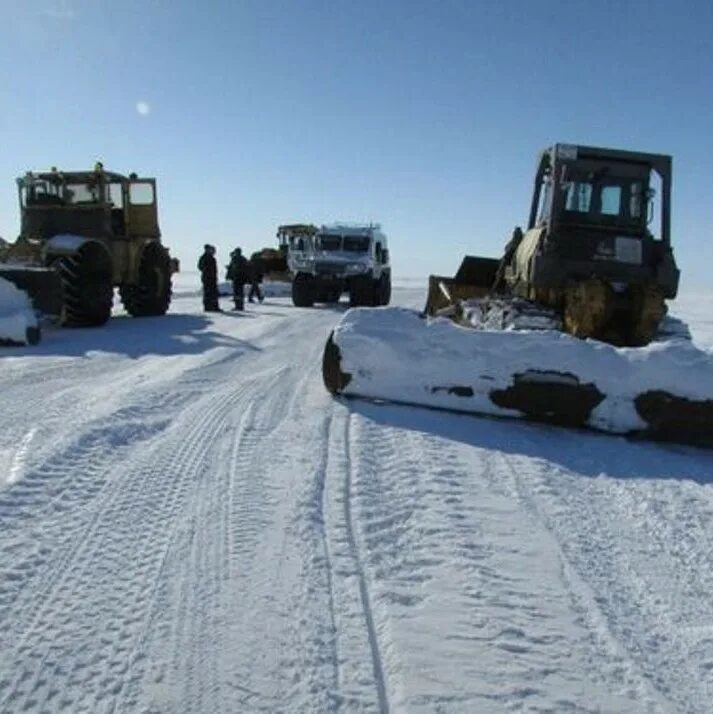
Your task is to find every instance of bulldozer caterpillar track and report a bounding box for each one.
[563,279,612,340]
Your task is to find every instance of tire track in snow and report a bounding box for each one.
[310,407,341,706]
[320,406,392,713]
[118,334,339,713]
[344,406,669,712]
[114,365,297,714]
[488,446,667,710]
[0,390,196,632]
[0,359,270,712]
[343,414,390,714]
[490,429,713,712]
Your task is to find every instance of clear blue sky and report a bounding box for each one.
[1,0,711,288]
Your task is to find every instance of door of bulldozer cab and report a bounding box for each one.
[126,179,159,238]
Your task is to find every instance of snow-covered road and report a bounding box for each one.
[1,278,712,713]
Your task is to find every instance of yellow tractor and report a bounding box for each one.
[0,163,175,327]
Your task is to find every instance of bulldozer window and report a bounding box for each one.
[536,175,554,224]
[563,182,593,212]
[600,186,621,215]
[562,179,644,223]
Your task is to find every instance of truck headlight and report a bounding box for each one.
[348,263,367,272]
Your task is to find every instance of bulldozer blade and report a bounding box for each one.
[0,267,63,316]
[323,308,713,450]
[424,256,499,315]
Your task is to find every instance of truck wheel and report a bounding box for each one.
[292,274,315,307]
[378,273,391,306]
[57,241,113,327]
[349,276,373,307]
[120,243,172,317]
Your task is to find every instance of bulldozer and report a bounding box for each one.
[249,247,289,282]
[323,144,713,448]
[0,163,174,329]
[425,144,680,347]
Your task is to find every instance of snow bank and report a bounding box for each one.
[172,272,292,299]
[325,307,713,447]
[218,280,292,299]
[0,278,40,345]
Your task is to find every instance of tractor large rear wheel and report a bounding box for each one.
[120,243,172,317]
[56,241,113,327]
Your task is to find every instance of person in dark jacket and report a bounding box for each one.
[226,248,250,310]
[248,255,264,303]
[197,244,221,312]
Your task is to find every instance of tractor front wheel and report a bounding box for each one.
[56,241,113,327]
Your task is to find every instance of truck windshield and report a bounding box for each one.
[317,235,341,251]
[343,236,370,252]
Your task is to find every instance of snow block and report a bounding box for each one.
[324,307,713,449]
[0,277,41,346]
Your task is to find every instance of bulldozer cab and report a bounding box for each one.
[528,144,671,244]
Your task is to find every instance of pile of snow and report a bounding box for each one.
[171,271,292,299]
[0,277,40,345]
[329,307,713,442]
[462,296,562,331]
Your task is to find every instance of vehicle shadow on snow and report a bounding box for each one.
[219,309,286,318]
[7,313,260,359]
[349,400,713,485]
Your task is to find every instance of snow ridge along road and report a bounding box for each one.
[1,279,712,713]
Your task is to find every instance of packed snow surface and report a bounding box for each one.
[1,273,713,712]
[0,277,39,345]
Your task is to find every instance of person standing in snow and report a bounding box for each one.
[226,248,250,311]
[198,244,221,312]
[248,254,264,304]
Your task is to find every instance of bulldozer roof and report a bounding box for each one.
[277,223,317,235]
[543,143,671,175]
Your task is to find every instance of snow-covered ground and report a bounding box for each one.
[1,274,712,713]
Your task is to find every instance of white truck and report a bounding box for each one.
[280,223,391,308]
